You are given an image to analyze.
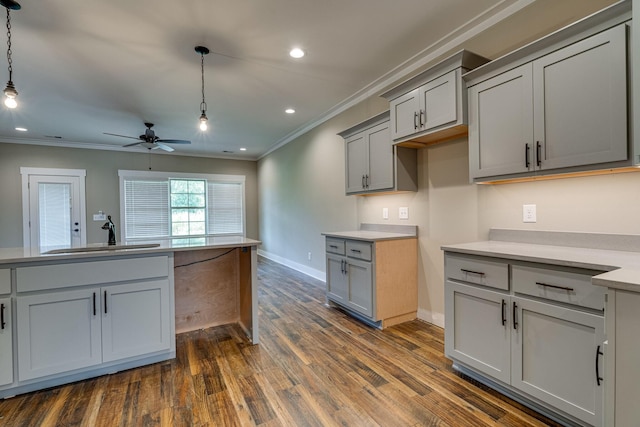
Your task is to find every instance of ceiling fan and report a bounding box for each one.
[104,122,191,152]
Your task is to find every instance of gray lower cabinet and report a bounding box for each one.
[444,252,605,426]
[467,19,629,181]
[326,243,373,318]
[17,279,171,381]
[0,297,12,386]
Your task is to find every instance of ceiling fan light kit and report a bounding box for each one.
[3,4,19,109]
[104,122,191,152]
[195,45,209,131]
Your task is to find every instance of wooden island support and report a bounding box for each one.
[173,244,258,343]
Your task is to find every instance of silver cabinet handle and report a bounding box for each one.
[362,175,365,189]
[365,175,369,188]
[419,109,425,127]
[536,282,574,292]
[414,112,419,129]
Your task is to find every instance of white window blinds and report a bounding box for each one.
[120,171,245,240]
[123,179,169,239]
[207,182,243,235]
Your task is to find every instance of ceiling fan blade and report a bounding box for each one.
[157,139,191,144]
[123,141,142,147]
[0,0,21,10]
[155,143,175,152]
[104,132,140,141]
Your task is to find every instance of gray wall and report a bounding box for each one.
[256,0,625,325]
[0,142,258,247]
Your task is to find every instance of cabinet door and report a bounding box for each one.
[511,296,604,426]
[421,70,457,131]
[0,298,12,386]
[468,64,534,179]
[326,254,348,303]
[444,281,511,384]
[533,24,627,171]
[345,133,367,194]
[390,88,421,140]
[17,289,101,381]
[102,279,171,363]
[366,121,394,191]
[346,258,373,318]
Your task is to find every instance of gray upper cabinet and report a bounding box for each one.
[340,111,417,195]
[468,64,534,178]
[466,1,632,182]
[533,25,627,171]
[381,50,489,147]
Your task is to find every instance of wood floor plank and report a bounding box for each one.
[0,257,564,427]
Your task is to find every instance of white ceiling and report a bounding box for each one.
[0,0,535,159]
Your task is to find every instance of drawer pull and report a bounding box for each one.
[513,301,518,330]
[596,345,604,386]
[0,303,5,329]
[329,245,338,249]
[414,111,419,130]
[501,299,506,326]
[536,282,574,292]
[104,290,108,314]
[461,269,485,277]
[350,249,362,253]
[93,292,96,316]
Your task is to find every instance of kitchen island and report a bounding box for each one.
[0,236,260,399]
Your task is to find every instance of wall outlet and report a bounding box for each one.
[382,207,389,220]
[399,207,409,220]
[523,204,537,223]
[307,251,312,261]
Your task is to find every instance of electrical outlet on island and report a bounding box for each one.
[523,204,537,223]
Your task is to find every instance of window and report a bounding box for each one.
[119,170,245,240]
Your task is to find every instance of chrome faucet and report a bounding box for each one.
[101,215,116,245]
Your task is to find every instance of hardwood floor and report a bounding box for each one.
[0,258,562,427]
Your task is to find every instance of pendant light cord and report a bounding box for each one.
[6,8,12,83]
[200,52,206,113]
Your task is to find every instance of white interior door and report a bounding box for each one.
[21,168,86,251]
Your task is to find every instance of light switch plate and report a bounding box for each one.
[399,207,409,220]
[382,208,389,220]
[523,204,537,223]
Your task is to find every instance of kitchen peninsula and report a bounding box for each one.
[0,236,260,399]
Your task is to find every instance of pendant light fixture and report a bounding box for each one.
[195,45,210,131]
[3,2,20,109]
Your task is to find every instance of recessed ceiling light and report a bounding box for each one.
[15,127,27,131]
[289,48,305,59]
[285,108,295,114]
[240,147,247,151]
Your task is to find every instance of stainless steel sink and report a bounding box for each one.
[44,243,161,254]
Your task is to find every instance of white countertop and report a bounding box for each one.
[322,230,417,242]
[0,236,261,265]
[442,239,640,292]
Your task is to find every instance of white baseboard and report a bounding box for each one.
[417,308,445,328]
[258,249,326,282]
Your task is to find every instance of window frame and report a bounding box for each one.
[118,170,246,242]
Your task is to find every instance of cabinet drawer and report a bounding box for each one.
[325,238,345,255]
[445,253,509,291]
[17,255,169,292]
[346,241,372,261]
[0,269,10,294]
[512,264,605,311]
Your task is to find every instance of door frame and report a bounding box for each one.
[20,167,87,249]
